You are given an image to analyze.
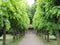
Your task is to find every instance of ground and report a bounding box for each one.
[18,30,45,45]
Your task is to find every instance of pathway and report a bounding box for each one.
[18,30,45,45]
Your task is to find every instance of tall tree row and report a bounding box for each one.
[0,0,30,45]
[27,3,36,24]
[32,0,60,45]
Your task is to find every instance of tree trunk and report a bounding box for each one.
[41,30,43,38]
[55,30,60,45]
[45,31,47,40]
[3,24,6,45]
[45,34,46,40]
[41,33,43,38]
[47,30,50,42]
[13,30,16,42]
[47,33,49,42]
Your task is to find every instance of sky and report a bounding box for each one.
[27,0,35,7]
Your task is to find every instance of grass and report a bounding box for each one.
[7,35,24,45]
[0,40,2,45]
[37,34,58,45]
[0,35,13,45]
[0,34,24,45]
[45,41,57,45]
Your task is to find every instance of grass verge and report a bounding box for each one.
[0,34,24,45]
[37,34,58,45]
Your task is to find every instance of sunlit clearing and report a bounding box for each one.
[27,0,35,7]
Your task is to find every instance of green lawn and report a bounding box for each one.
[37,34,58,45]
[45,41,57,45]
[0,35,24,45]
[0,35,13,45]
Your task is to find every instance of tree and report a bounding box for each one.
[0,0,30,45]
[32,0,60,43]
[27,3,36,24]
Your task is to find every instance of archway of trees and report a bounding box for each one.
[0,0,60,45]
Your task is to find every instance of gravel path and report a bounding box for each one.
[18,30,45,45]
